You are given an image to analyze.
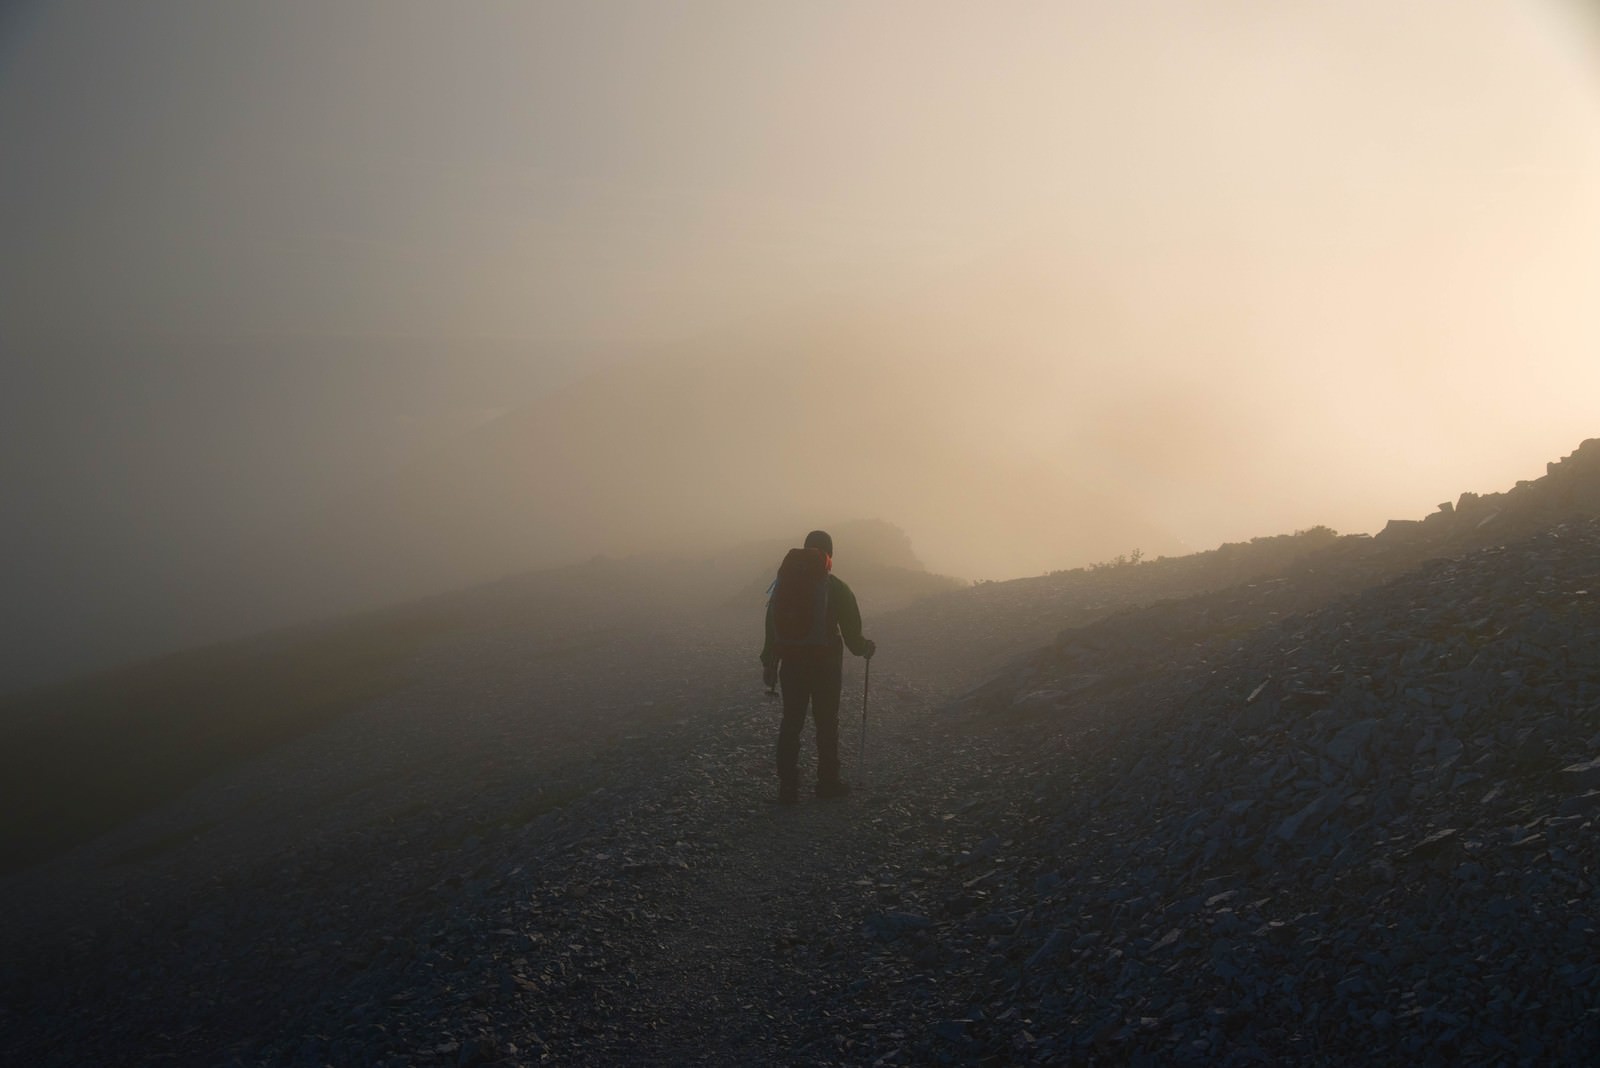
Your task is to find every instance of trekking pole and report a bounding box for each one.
[858,655,871,781]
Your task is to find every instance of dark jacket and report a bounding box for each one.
[761,573,870,665]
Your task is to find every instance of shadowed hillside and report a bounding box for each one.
[0,520,954,875]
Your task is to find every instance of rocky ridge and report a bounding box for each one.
[855,518,1600,1064]
[3,442,1600,1064]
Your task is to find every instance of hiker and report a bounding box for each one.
[761,529,876,804]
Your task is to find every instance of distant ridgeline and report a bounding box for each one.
[1376,438,1600,549]
[953,436,1600,718]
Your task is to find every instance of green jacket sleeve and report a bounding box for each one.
[829,576,871,657]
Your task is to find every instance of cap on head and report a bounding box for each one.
[803,529,833,556]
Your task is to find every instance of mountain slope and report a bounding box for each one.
[0,520,954,874]
[4,440,1600,1064]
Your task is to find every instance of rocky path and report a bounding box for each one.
[0,601,1011,1066]
[218,643,1003,1067]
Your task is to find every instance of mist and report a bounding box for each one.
[3,0,1600,690]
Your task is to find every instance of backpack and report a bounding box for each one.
[770,548,832,652]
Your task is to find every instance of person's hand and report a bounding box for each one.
[762,661,779,689]
[863,639,877,660]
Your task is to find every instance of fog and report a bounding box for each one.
[3,1,1599,690]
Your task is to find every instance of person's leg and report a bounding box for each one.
[812,650,845,790]
[776,658,814,801]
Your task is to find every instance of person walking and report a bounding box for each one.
[761,529,876,804]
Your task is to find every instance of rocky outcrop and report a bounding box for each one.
[1378,438,1600,547]
[876,519,1600,1064]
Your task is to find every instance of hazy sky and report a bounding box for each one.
[7,2,1599,348]
[3,1,1600,685]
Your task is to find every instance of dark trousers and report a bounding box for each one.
[777,649,844,786]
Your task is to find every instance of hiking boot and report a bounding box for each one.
[778,781,799,805]
[814,779,851,800]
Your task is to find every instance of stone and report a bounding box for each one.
[1026,929,1067,971]
[1558,757,1600,791]
[1557,791,1600,817]
[865,912,932,941]
[958,835,1001,867]
[1274,791,1343,842]
[1325,720,1380,765]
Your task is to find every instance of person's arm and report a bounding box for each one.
[761,601,777,663]
[830,576,876,658]
[761,601,779,686]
